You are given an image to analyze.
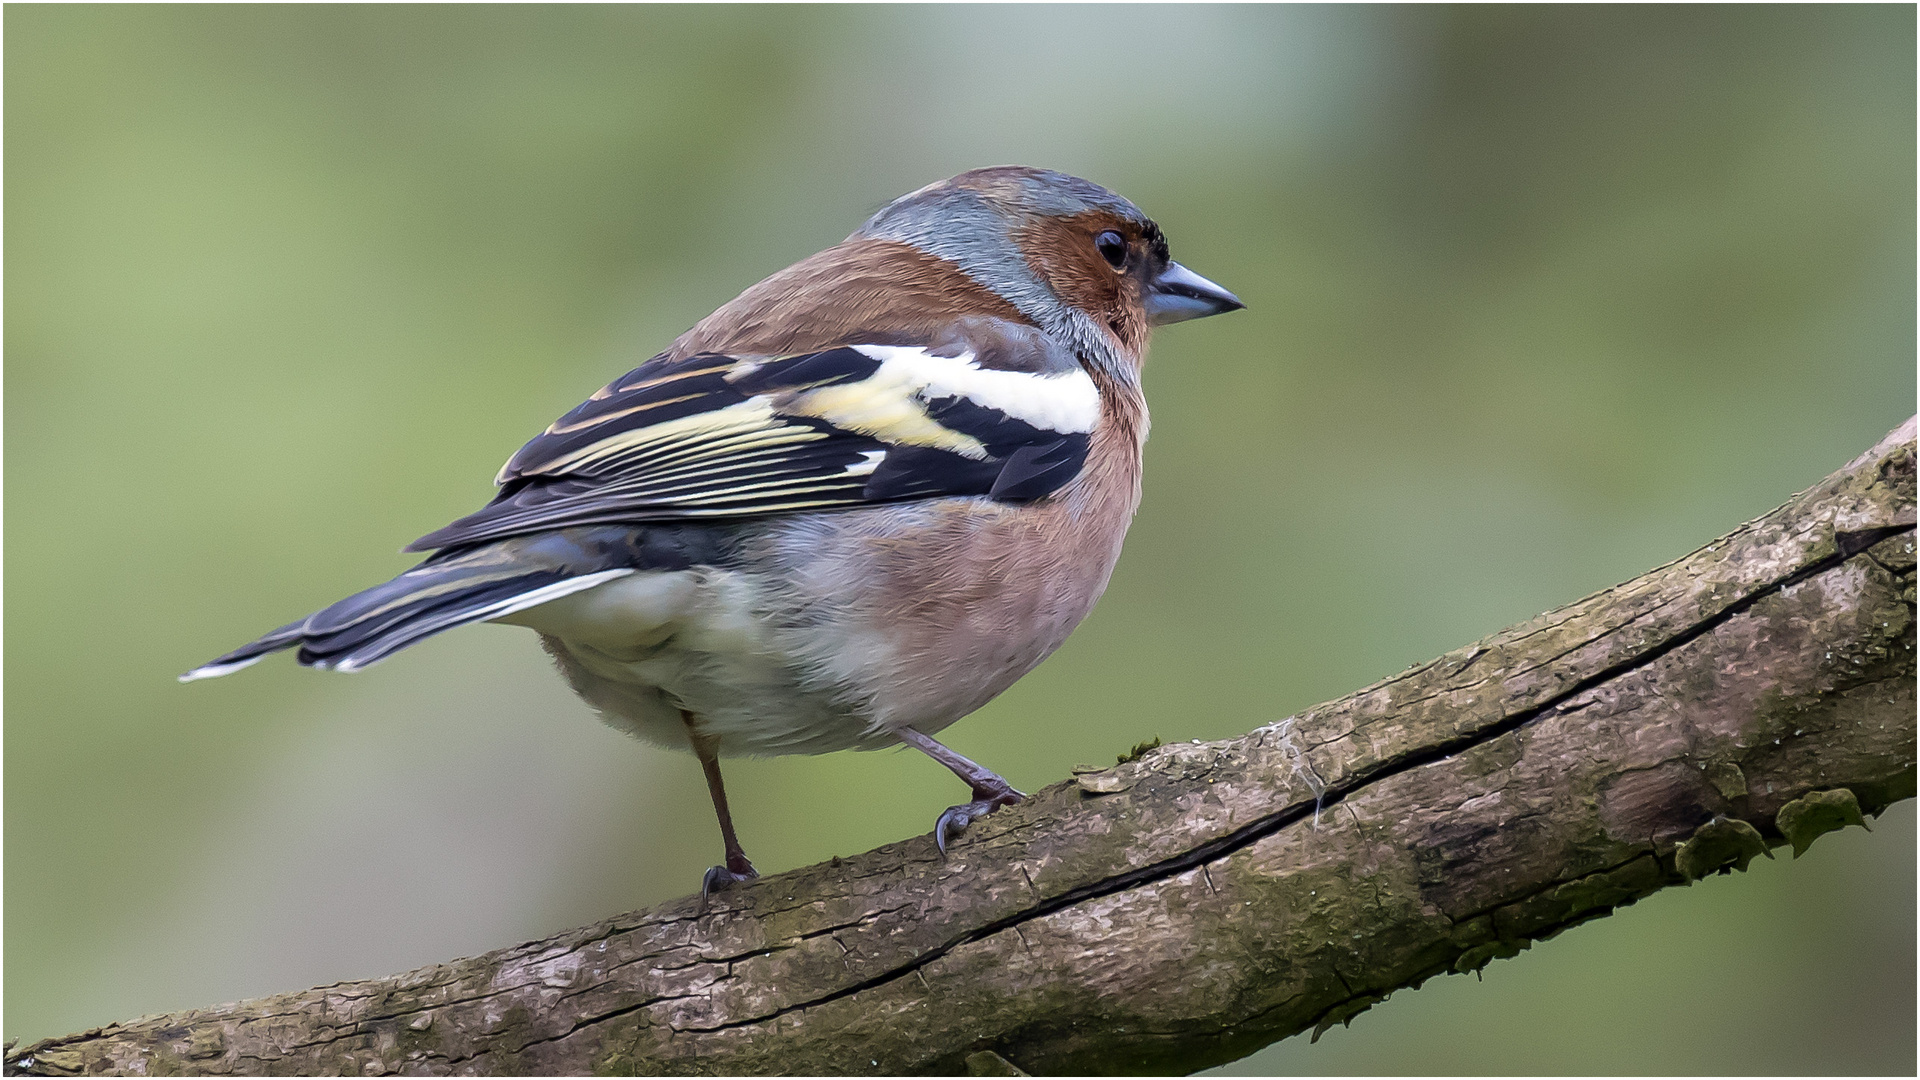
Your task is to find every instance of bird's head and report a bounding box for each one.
[853,166,1243,360]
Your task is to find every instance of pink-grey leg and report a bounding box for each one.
[895,727,1025,854]
[683,712,758,902]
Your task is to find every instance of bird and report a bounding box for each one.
[182,166,1243,898]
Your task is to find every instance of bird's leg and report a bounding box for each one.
[683,712,757,901]
[894,727,1025,855]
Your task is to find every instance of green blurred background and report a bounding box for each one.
[6,5,1913,1073]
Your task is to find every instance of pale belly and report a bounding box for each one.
[493,496,1129,758]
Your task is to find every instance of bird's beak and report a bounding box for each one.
[1146,261,1245,325]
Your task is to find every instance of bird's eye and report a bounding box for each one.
[1094,230,1127,269]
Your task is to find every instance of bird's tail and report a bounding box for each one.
[179,530,642,681]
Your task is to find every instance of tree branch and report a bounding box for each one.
[10,419,1914,1078]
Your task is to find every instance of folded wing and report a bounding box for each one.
[407,342,1100,553]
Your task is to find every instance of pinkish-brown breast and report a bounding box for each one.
[761,384,1148,735]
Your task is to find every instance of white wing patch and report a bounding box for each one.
[842,449,887,476]
[850,345,1101,434]
[774,345,1100,462]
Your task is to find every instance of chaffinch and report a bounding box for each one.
[184,166,1243,896]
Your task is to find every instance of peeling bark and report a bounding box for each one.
[9,419,1914,1078]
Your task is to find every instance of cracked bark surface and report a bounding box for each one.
[9,419,1914,1078]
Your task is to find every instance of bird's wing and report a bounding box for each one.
[406,341,1100,552]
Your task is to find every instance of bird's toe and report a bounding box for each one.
[933,787,1025,855]
[700,861,759,907]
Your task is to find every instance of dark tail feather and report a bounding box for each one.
[178,619,311,681]
[179,537,635,682]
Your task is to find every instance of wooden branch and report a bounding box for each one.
[10,420,1914,1078]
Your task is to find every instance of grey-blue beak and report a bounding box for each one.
[1147,261,1245,325]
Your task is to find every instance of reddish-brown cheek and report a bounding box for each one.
[1015,214,1150,355]
[1107,282,1149,355]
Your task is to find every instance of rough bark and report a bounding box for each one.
[9,420,1914,1078]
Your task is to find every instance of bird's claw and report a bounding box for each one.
[700,859,759,909]
[934,786,1025,855]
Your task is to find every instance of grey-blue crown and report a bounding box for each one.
[857,166,1148,240]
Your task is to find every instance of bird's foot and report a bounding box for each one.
[935,783,1026,855]
[700,855,758,907]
